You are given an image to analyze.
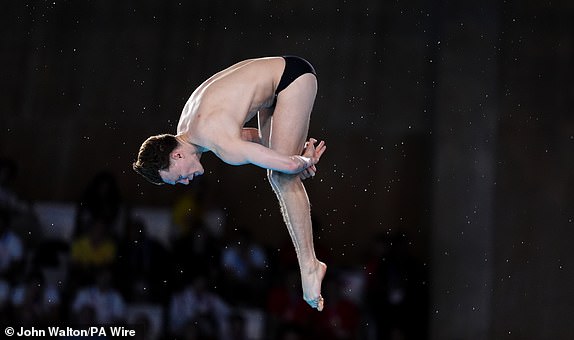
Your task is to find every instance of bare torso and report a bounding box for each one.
[177,57,285,151]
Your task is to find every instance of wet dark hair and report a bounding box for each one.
[132,134,179,185]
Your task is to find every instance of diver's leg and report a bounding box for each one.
[266,74,326,311]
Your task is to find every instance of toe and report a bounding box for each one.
[317,296,324,311]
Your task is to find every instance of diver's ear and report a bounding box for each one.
[170,149,184,160]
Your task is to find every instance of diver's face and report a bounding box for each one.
[159,151,204,186]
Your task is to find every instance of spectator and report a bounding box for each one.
[181,314,219,340]
[70,218,117,285]
[228,312,247,340]
[130,312,154,340]
[115,216,170,303]
[0,158,41,245]
[71,269,126,324]
[266,268,315,338]
[11,270,62,326]
[220,228,268,306]
[314,276,360,339]
[171,217,221,290]
[171,192,201,237]
[0,208,24,283]
[65,305,99,340]
[0,280,10,323]
[75,171,123,236]
[169,276,231,338]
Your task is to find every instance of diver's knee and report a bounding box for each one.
[267,169,296,188]
[267,169,280,186]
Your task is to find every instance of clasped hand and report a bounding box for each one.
[299,138,326,180]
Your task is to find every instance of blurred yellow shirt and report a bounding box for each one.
[71,236,116,266]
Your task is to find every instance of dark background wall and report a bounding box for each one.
[1,0,573,338]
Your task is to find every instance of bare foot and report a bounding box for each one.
[302,260,327,311]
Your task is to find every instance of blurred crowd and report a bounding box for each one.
[0,157,428,340]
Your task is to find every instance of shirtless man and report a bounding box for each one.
[133,56,327,311]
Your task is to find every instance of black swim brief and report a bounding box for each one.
[274,56,317,97]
